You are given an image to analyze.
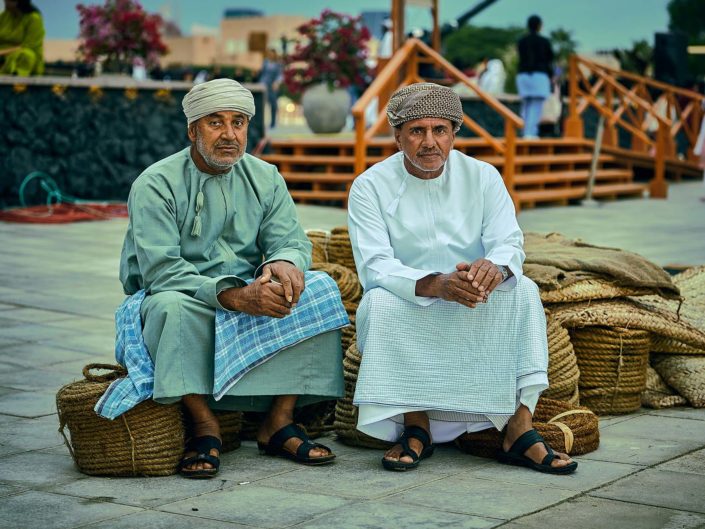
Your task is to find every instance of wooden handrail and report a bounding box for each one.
[565,53,705,199]
[578,56,705,101]
[352,38,416,117]
[415,40,523,128]
[352,38,523,204]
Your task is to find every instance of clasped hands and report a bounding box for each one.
[217,261,304,318]
[417,258,506,309]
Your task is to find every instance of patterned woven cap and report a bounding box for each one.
[387,82,463,128]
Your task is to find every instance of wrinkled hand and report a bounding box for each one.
[416,271,486,309]
[260,261,305,306]
[456,259,504,298]
[218,280,291,318]
[217,261,305,318]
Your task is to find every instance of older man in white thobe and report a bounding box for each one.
[348,82,577,474]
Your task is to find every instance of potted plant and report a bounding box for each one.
[76,0,168,75]
[283,10,372,133]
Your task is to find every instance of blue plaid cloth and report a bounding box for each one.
[95,271,349,419]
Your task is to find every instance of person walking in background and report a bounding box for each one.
[259,48,283,129]
[516,15,553,139]
[0,0,44,76]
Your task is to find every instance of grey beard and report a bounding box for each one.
[196,133,243,171]
[403,152,446,173]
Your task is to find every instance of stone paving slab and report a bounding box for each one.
[646,407,705,421]
[158,485,352,528]
[0,307,78,324]
[0,451,80,488]
[499,496,705,529]
[1,322,80,344]
[48,474,235,508]
[0,342,101,370]
[386,474,579,520]
[252,455,452,500]
[0,413,64,453]
[0,481,27,499]
[79,510,260,529]
[657,448,705,476]
[297,499,503,529]
[599,413,705,442]
[590,468,705,514]
[578,432,705,467]
[466,456,641,491]
[0,390,58,418]
[0,490,142,529]
[0,364,81,392]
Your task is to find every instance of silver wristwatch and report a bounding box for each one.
[496,265,510,282]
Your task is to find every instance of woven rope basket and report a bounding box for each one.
[327,227,356,270]
[56,364,184,476]
[550,299,705,354]
[334,341,392,449]
[212,410,243,453]
[641,365,688,409]
[455,398,599,458]
[570,326,650,415]
[648,266,705,354]
[652,354,705,408]
[543,312,580,405]
[540,278,652,304]
[306,229,329,264]
[310,262,362,303]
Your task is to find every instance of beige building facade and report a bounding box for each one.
[44,14,306,72]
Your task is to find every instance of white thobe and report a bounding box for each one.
[347,150,547,443]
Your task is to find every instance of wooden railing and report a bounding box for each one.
[351,38,524,204]
[564,55,705,198]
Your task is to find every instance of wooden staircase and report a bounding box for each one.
[259,136,648,208]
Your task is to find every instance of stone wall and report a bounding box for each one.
[0,77,264,208]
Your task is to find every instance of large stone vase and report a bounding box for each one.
[301,83,351,134]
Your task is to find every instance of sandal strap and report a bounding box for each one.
[402,425,432,448]
[186,435,222,454]
[268,423,308,452]
[541,443,557,466]
[179,453,220,470]
[397,425,432,461]
[507,428,545,457]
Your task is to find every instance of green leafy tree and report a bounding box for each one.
[549,28,577,68]
[613,40,653,76]
[442,25,523,72]
[667,0,705,79]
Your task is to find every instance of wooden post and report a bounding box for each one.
[689,102,703,162]
[650,121,668,198]
[391,0,405,54]
[431,0,440,53]
[504,120,519,212]
[603,84,617,146]
[564,55,584,138]
[354,112,367,177]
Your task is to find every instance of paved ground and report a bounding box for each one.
[0,181,704,529]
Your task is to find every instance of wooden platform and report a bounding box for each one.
[257,136,697,208]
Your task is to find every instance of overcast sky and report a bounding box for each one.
[37,0,671,52]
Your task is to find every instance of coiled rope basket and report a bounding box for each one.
[56,364,185,476]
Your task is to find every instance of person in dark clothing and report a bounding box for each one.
[516,15,554,138]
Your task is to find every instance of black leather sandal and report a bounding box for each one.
[257,423,335,465]
[497,428,578,475]
[382,425,435,471]
[178,435,222,479]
